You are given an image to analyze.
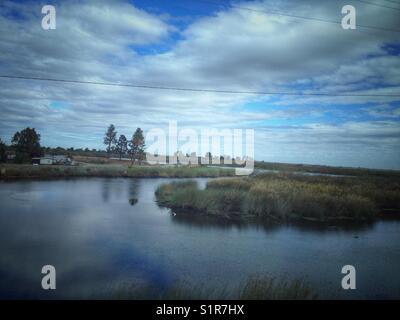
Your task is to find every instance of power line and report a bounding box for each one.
[382,0,400,4]
[383,0,400,4]
[1,75,400,97]
[196,0,400,33]
[352,0,400,11]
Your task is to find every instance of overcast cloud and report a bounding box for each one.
[0,0,399,169]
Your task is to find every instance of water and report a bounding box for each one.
[0,178,399,299]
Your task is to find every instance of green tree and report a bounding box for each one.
[0,139,7,163]
[129,128,145,164]
[116,134,128,160]
[104,124,117,156]
[12,127,41,163]
[205,152,212,164]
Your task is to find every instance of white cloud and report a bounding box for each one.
[0,0,399,169]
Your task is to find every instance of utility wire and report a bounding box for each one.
[382,0,400,4]
[195,0,400,33]
[352,0,400,11]
[1,75,400,97]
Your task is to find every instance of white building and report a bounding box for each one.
[40,157,53,165]
[32,154,72,165]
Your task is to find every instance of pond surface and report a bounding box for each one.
[0,178,399,299]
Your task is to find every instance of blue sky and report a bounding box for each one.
[0,0,399,169]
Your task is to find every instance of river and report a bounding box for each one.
[0,178,399,299]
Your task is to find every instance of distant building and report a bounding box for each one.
[51,154,70,164]
[32,154,72,165]
[6,151,15,161]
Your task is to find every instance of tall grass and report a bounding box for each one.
[127,165,235,178]
[0,164,234,179]
[108,275,317,300]
[237,275,317,300]
[156,173,400,222]
[0,164,128,179]
[255,160,400,178]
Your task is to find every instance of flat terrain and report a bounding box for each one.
[0,163,235,179]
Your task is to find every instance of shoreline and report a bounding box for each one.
[159,202,393,225]
[162,204,400,225]
[155,176,400,224]
[0,163,235,180]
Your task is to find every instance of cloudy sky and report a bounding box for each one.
[0,0,399,169]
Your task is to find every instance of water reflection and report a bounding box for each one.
[169,212,281,233]
[0,178,399,299]
[101,177,112,202]
[128,179,140,206]
[167,209,377,234]
[101,178,141,205]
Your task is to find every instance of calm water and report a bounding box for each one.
[0,178,399,299]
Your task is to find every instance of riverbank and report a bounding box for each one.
[155,173,400,223]
[0,164,235,180]
[254,161,400,178]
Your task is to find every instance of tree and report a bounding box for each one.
[12,127,41,163]
[116,134,128,160]
[0,139,7,163]
[129,128,145,164]
[104,124,117,156]
[205,152,212,164]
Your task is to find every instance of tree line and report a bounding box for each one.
[0,125,146,164]
[0,127,42,163]
[104,124,145,163]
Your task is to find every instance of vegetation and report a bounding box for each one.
[108,275,317,300]
[11,127,41,163]
[104,124,117,155]
[116,134,128,160]
[127,165,234,178]
[103,124,146,163]
[236,275,317,300]
[0,139,6,163]
[255,160,400,179]
[0,163,234,179]
[155,173,400,222]
[129,127,145,164]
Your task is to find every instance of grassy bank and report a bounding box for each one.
[155,173,400,222]
[255,161,400,178]
[127,165,235,177]
[0,164,235,180]
[109,275,317,300]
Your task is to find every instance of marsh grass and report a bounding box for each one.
[237,275,317,300]
[0,164,127,179]
[108,275,317,300]
[127,165,235,178]
[0,164,234,179]
[255,160,400,178]
[155,173,400,222]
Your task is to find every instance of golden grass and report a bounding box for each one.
[156,173,400,222]
[108,275,317,300]
[0,163,234,179]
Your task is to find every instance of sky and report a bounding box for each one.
[0,0,399,169]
